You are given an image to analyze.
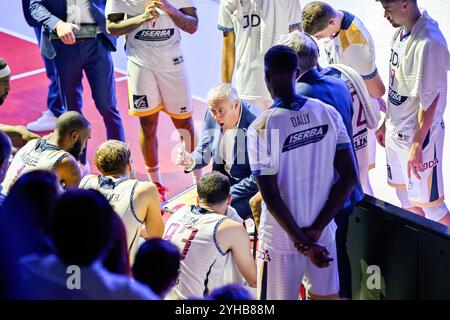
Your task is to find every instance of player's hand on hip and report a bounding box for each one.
[56,22,79,45]
[407,142,423,180]
[375,124,386,148]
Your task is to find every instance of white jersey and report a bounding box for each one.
[105,0,195,70]
[247,95,352,249]
[386,21,449,140]
[324,11,378,81]
[163,205,234,300]
[218,0,301,100]
[1,139,68,195]
[79,175,142,258]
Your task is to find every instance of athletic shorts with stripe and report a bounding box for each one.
[127,59,193,119]
[257,241,339,300]
[386,120,445,208]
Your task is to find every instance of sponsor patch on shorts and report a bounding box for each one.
[133,95,149,110]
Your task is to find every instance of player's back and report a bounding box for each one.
[249,95,351,249]
[1,139,68,195]
[79,175,142,257]
[163,205,232,299]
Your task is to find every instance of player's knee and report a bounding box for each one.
[422,202,449,222]
[140,115,159,132]
[396,188,413,209]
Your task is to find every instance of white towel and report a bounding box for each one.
[391,10,450,109]
[331,64,381,129]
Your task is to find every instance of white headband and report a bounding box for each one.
[0,65,11,78]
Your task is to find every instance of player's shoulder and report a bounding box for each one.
[134,180,158,198]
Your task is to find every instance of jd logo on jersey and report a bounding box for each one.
[135,29,175,41]
[133,95,149,110]
[282,125,328,152]
[243,14,261,28]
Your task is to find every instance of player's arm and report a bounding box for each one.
[138,182,164,238]
[309,147,358,237]
[153,1,198,34]
[364,73,386,99]
[53,155,82,189]
[256,174,312,245]
[0,124,40,148]
[217,219,257,287]
[408,94,439,180]
[106,5,159,36]
[221,31,235,83]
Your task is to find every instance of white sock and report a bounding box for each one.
[145,164,162,185]
[191,169,202,185]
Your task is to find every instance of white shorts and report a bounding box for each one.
[256,241,339,300]
[368,128,376,170]
[354,127,370,177]
[386,121,445,207]
[127,59,193,119]
[243,98,273,110]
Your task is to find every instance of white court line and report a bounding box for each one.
[11,68,46,81]
[115,76,128,82]
[0,27,208,104]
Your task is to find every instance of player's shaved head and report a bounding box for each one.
[55,111,90,137]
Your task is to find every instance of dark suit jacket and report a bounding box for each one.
[30,0,116,59]
[22,0,39,27]
[190,100,261,200]
[296,68,364,207]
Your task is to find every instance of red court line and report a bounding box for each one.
[0,31,209,198]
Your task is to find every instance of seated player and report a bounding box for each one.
[1,111,90,195]
[80,140,164,261]
[163,171,257,299]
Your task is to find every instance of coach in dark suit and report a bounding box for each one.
[22,0,65,129]
[177,83,261,219]
[30,0,125,160]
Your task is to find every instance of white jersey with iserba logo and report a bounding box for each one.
[105,0,194,70]
[386,24,448,140]
[1,139,68,195]
[324,11,378,81]
[247,95,352,250]
[79,175,142,260]
[163,205,236,300]
[218,0,301,100]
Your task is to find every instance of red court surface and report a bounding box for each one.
[0,31,209,199]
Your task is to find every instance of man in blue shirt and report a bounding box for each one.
[280,31,364,299]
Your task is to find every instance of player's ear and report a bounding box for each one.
[196,195,200,205]
[70,130,79,142]
[227,195,231,205]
